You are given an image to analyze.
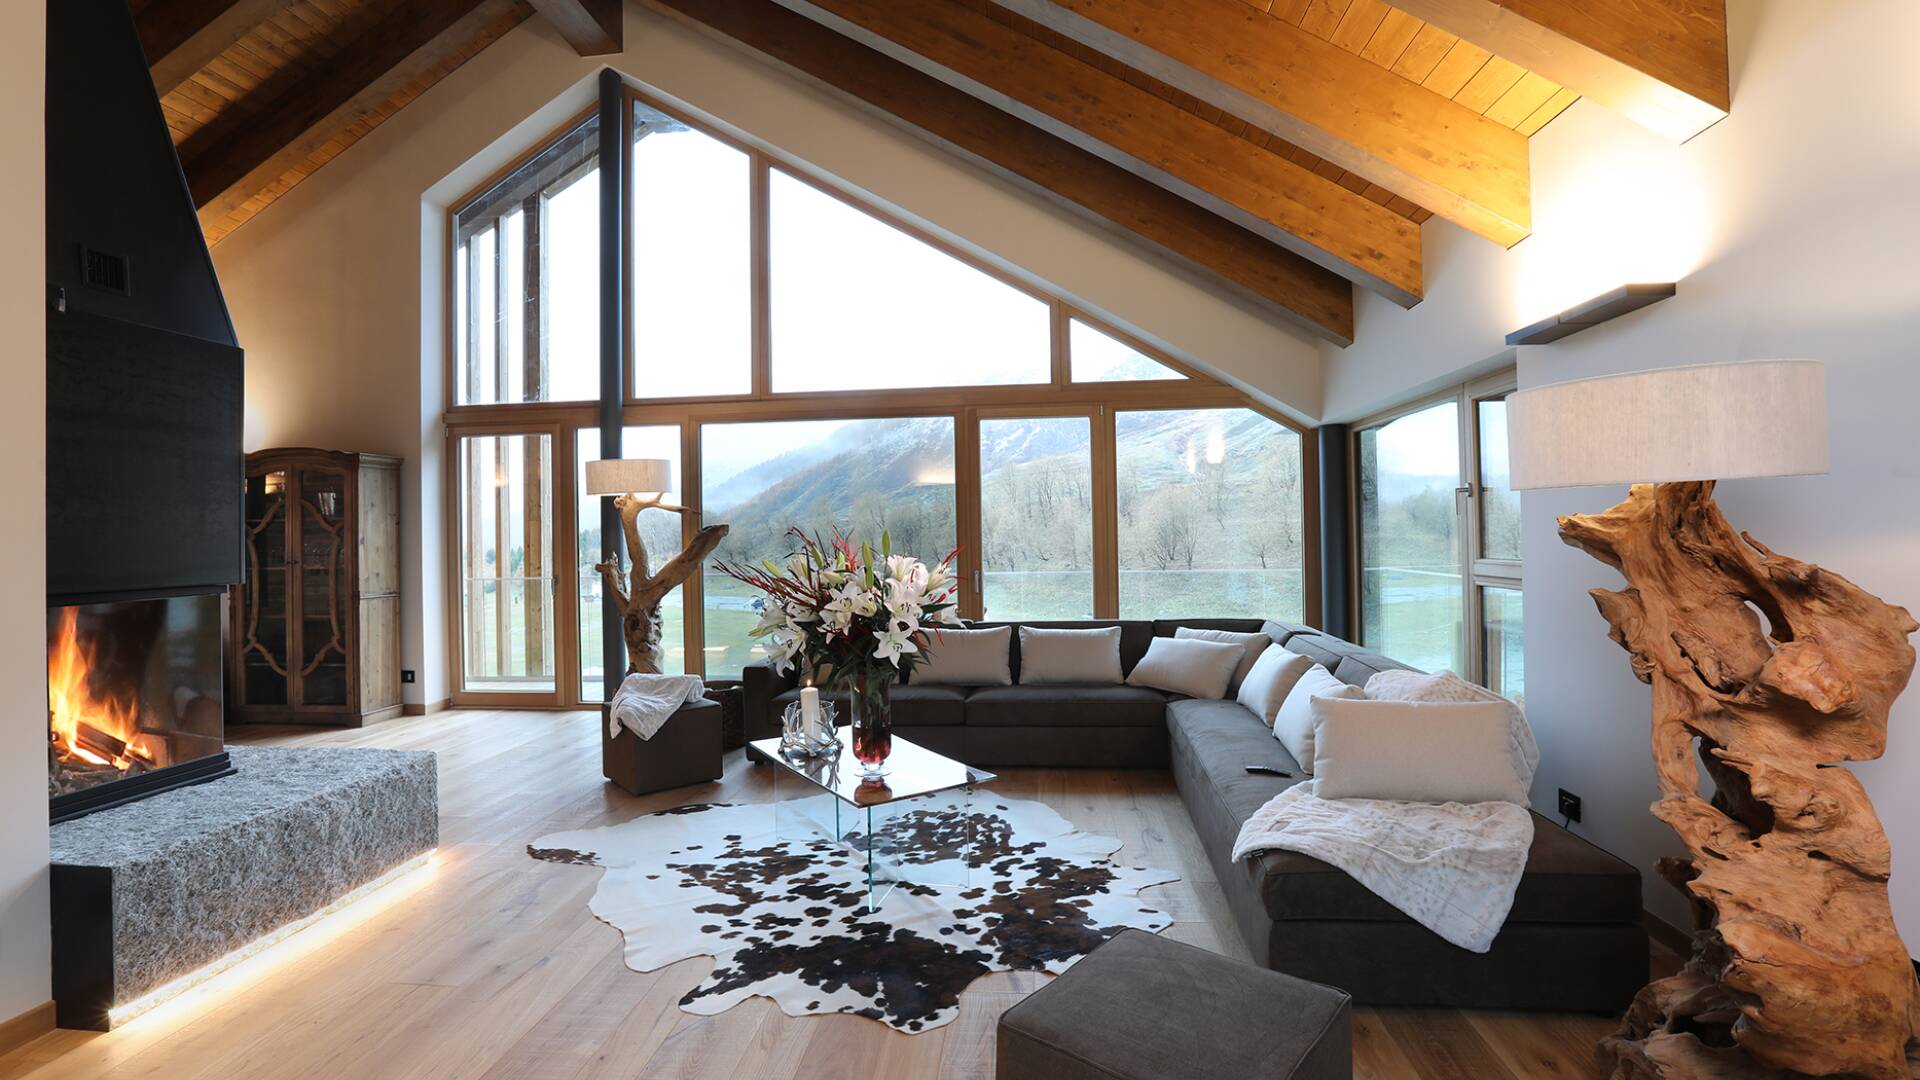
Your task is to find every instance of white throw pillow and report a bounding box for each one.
[1364,669,1539,789]
[912,626,1013,686]
[1017,625,1124,685]
[1236,648,1315,728]
[1310,696,1529,805]
[1271,663,1362,773]
[1126,637,1245,699]
[1175,628,1272,693]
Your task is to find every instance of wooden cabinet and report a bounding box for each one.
[229,449,402,726]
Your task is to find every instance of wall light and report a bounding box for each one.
[1505,283,1677,346]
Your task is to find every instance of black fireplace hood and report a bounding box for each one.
[46,0,244,605]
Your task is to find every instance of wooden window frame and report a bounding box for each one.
[442,85,1320,700]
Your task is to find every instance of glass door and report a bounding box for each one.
[293,463,352,707]
[975,412,1096,620]
[1356,398,1466,675]
[456,430,563,703]
[575,425,686,700]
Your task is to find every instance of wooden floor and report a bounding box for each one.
[3,709,1649,1079]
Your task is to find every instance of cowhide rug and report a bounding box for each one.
[527,796,1177,1033]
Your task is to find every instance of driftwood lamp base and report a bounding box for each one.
[597,494,728,678]
[1557,482,1920,1079]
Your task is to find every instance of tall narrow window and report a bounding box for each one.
[454,115,600,405]
[767,171,1050,392]
[701,417,957,676]
[457,433,555,693]
[1356,401,1464,675]
[576,426,684,699]
[1355,376,1522,688]
[1116,409,1306,621]
[979,415,1094,619]
[632,107,752,398]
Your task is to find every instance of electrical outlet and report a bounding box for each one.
[401,670,416,684]
[1558,789,1582,823]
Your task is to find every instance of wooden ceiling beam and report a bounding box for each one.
[1389,0,1729,141]
[136,0,296,96]
[644,0,1354,343]
[528,0,623,56]
[996,0,1532,247]
[178,0,527,230]
[771,0,1421,305]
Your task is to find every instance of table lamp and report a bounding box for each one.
[584,458,728,677]
[1507,359,1918,1077]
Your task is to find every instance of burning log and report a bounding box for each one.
[75,722,130,763]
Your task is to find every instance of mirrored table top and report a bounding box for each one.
[749,728,996,808]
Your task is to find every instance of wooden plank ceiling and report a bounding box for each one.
[133,0,1727,342]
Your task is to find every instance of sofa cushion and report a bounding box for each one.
[1168,698,1306,821]
[773,684,969,727]
[972,620,1155,680]
[912,625,1013,686]
[1173,627,1272,692]
[967,685,1170,727]
[1018,626,1124,685]
[1126,637,1245,699]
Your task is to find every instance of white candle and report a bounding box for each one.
[800,685,821,742]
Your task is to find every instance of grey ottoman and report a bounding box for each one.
[998,930,1351,1080]
[600,698,723,796]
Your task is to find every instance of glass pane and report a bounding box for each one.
[1477,396,1520,561]
[1069,319,1186,382]
[296,468,351,706]
[1115,409,1306,620]
[454,115,600,404]
[459,434,556,692]
[979,416,1093,619]
[702,417,958,677]
[577,427,685,700]
[768,171,1050,392]
[1357,401,1464,674]
[632,107,751,397]
[241,471,290,706]
[1482,586,1524,700]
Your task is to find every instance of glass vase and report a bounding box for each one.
[849,674,894,780]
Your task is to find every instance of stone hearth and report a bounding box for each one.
[49,745,437,1029]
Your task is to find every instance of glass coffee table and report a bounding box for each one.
[751,727,996,912]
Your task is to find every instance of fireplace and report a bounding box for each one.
[47,593,234,823]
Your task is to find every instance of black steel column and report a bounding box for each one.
[598,68,627,700]
[1316,424,1352,640]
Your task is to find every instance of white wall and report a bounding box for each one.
[212,3,1327,707]
[0,2,51,1023]
[1324,0,1920,937]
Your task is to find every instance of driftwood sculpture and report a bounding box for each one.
[1556,482,1920,1079]
[595,494,727,676]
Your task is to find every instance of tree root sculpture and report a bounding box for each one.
[595,494,727,677]
[1557,482,1920,1079]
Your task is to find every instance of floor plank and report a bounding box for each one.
[0,708,1644,1079]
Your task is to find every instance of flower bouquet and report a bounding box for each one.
[717,528,960,777]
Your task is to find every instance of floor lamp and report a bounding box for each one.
[1507,360,1920,1079]
[585,458,729,677]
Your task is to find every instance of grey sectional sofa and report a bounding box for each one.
[742,617,1648,1012]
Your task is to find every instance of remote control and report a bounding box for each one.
[1244,765,1294,777]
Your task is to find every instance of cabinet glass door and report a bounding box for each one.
[240,469,292,706]
[295,466,352,706]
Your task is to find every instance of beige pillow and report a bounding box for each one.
[1017,626,1123,685]
[1126,637,1245,699]
[912,626,1013,686]
[1310,696,1529,805]
[1175,628,1272,693]
[1364,669,1538,789]
[1272,663,1362,773]
[1235,648,1314,727]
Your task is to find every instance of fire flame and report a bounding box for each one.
[48,608,146,769]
